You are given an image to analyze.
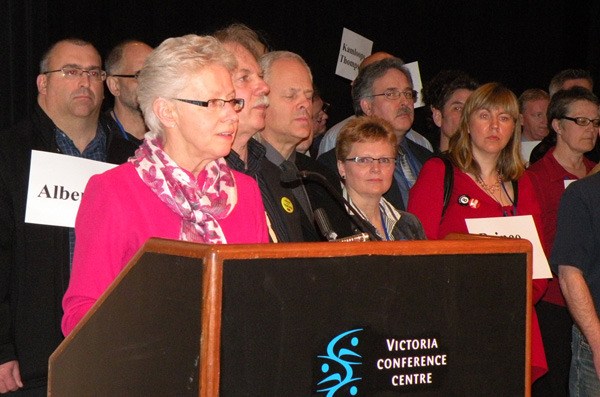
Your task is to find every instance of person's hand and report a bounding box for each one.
[0,360,23,393]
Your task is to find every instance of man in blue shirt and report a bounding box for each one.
[0,38,136,396]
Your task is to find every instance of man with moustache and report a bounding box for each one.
[257,51,354,241]
[105,40,153,145]
[215,24,304,242]
[317,51,432,156]
[319,58,432,210]
[0,38,136,395]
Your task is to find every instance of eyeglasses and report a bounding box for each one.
[111,71,141,79]
[43,67,107,81]
[561,116,600,128]
[173,98,245,112]
[321,101,331,114]
[369,89,418,101]
[344,156,397,166]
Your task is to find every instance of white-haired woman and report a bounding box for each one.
[62,35,268,335]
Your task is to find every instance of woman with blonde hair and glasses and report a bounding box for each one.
[336,115,425,240]
[408,82,548,383]
[62,35,269,336]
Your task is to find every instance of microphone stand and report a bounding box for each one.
[297,170,382,241]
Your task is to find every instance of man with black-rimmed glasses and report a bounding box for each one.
[105,40,153,145]
[0,38,136,395]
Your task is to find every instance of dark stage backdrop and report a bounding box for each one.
[2,0,600,144]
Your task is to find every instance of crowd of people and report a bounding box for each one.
[0,23,599,396]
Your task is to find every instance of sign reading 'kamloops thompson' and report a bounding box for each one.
[25,150,116,227]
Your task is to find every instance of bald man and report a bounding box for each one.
[105,40,153,145]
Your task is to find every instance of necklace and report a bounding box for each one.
[475,171,503,195]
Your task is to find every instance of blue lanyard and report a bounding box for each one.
[111,111,130,141]
[380,209,391,241]
[501,182,517,217]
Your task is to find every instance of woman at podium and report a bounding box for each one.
[61,35,269,336]
[335,116,426,240]
[408,82,549,383]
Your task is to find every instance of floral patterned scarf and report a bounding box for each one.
[129,137,237,243]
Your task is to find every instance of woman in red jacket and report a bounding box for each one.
[408,82,548,383]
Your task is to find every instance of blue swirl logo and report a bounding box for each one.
[316,328,363,396]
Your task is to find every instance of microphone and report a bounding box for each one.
[280,166,381,241]
[334,233,370,243]
[314,207,338,241]
[315,207,370,242]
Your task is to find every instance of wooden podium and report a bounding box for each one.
[49,236,532,396]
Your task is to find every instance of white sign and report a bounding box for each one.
[520,140,539,167]
[335,28,373,81]
[404,61,424,109]
[25,150,116,227]
[465,215,552,279]
[564,179,576,189]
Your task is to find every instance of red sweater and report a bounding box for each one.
[408,157,548,382]
[526,148,596,306]
[62,162,269,335]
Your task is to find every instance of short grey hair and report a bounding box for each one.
[213,23,268,60]
[548,69,593,96]
[137,34,237,135]
[259,51,312,84]
[39,38,94,73]
[105,39,147,75]
[351,57,411,116]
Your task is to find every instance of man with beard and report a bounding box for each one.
[105,40,153,145]
[0,38,137,395]
[215,24,305,242]
[318,58,432,210]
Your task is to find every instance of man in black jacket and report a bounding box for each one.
[318,58,432,210]
[216,24,305,242]
[0,38,137,395]
[257,51,355,241]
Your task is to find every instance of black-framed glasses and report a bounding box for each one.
[369,89,418,101]
[111,71,141,79]
[344,156,397,166]
[43,67,107,81]
[561,116,600,128]
[321,101,331,114]
[173,98,245,112]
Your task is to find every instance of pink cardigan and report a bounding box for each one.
[62,162,268,335]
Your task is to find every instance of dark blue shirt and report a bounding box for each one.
[54,126,108,267]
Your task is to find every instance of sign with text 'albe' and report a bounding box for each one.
[25,150,116,228]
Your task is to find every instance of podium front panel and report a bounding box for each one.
[220,253,527,396]
[49,252,203,396]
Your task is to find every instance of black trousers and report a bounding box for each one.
[532,300,573,397]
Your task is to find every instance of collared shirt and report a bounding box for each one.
[394,139,422,209]
[55,126,108,267]
[261,140,314,223]
[225,138,265,177]
[342,186,426,241]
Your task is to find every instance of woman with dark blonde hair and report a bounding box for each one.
[408,82,548,383]
[409,82,533,238]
